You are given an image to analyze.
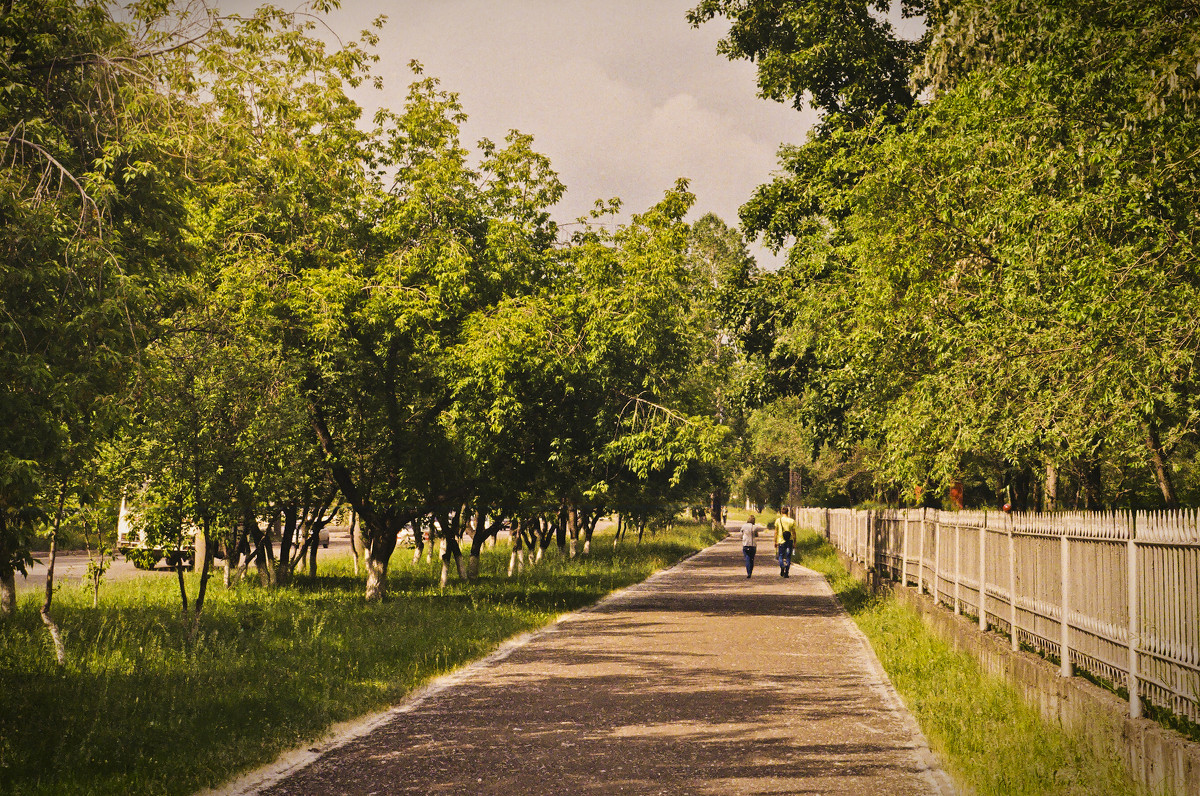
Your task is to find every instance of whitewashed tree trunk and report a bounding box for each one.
[0,572,15,615]
[439,560,449,588]
[583,539,591,555]
[568,538,576,558]
[365,554,389,602]
[468,554,479,579]
[507,550,517,577]
[41,531,65,665]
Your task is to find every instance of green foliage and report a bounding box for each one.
[701,0,1200,507]
[121,548,162,571]
[687,0,921,123]
[452,185,733,528]
[0,0,195,590]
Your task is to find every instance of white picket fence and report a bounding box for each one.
[797,507,1200,726]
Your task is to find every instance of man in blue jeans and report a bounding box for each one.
[739,515,759,578]
[775,513,797,577]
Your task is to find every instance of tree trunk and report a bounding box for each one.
[1082,459,1103,509]
[278,506,296,586]
[41,487,67,665]
[224,522,247,588]
[582,513,598,555]
[176,550,190,615]
[1146,423,1179,508]
[364,525,398,602]
[188,536,215,641]
[0,570,14,616]
[309,403,407,600]
[467,513,489,580]
[1044,464,1058,512]
[710,488,725,532]
[787,466,801,510]
[556,506,567,551]
[349,511,361,576]
[567,504,578,558]
[308,526,318,578]
[412,517,424,565]
[365,546,390,601]
[508,520,522,577]
[246,509,276,587]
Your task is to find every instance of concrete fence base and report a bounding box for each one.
[835,550,1200,796]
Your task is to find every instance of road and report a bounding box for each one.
[15,530,357,594]
[18,520,604,594]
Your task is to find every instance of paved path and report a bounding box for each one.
[221,531,955,795]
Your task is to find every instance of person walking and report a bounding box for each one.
[740,515,759,578]
[775,513,797,577]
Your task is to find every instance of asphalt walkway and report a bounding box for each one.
[218,530,955,795]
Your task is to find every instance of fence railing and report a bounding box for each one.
[796,507,1200,727]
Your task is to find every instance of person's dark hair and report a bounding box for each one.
[747,515,756,523]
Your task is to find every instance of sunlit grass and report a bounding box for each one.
[793,528,1145,796]
[0,522,722,796]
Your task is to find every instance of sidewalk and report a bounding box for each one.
[220,531,955,795]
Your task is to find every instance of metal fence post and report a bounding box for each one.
[954,518,961,615]
[1128,514,1141,718]
[979,514,987,631]
[1009,514,1019,652]
[932,510,941,607]
[1061,530,1073,677]
[918,508,927,595]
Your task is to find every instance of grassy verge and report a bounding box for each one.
[0,521,722,796]
[793,528,1145,796]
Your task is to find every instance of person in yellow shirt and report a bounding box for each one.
[774,513,796,577]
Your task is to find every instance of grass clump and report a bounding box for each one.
[0,521,722,796]
[793,529,1145,796]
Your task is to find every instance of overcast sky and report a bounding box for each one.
[217,0,818,268]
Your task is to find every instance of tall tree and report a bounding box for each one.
[695,0,1200,506]
[0,0,194,614]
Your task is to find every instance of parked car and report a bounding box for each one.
[396,525,416,548]
[116,497,196,569]
[319,527,330,548]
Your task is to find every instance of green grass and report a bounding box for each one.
[793,528,1146,796]
[0,522,723,796]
